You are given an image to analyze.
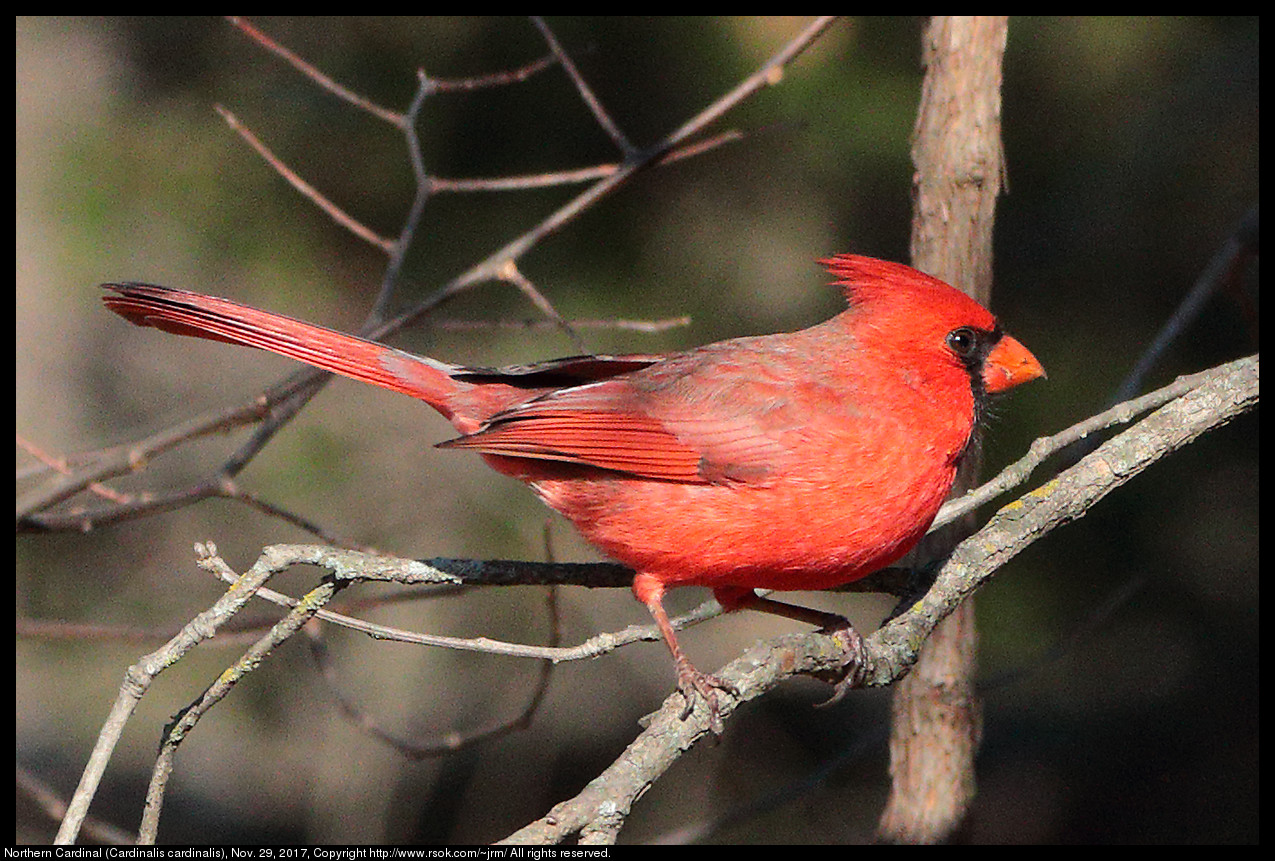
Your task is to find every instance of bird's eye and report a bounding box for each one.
[946,327,979,358]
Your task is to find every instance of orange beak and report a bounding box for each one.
[982,334,1045,394]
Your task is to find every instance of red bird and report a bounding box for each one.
[103,255,1043,725]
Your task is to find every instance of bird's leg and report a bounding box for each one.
[634,574,736,734]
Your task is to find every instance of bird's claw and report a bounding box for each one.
[675,661,737,736]
[815,619,871,708]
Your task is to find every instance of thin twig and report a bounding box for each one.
[428,53,561,93]
[18,397,271,521]
[931,358,1252,530]
[305,584,560,758]
[214,104,395,252]
[497,259,588,352]
[429,314,690,334]
[222,482,375,550]
[54,543,298,844]
[1110,204,1258,407]
[19,766,133,846]
[428,128,745,193]
[16,435,131,505]
[373,70,436,321]
[226,16,405,126]
[532,17,633,154]
[196,548,707,662]
[138,570,345,843]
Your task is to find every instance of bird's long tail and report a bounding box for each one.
[102,283,469,422]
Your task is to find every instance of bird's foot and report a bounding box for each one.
[674,657,737,736]
[815,619,872,707]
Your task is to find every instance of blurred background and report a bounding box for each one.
[17,17,1257,843]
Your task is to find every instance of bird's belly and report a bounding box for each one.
[530,460,957,591]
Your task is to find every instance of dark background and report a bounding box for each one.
[17,17,1257,843]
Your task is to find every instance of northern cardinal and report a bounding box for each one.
[103,255,1043,726]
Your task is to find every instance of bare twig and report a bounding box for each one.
[428,314,691,334]
[931,358,1252,531]
[497,259,588,352]
[428,53,560,93]
[18,397,271,522]
[226,16,405,125]
[19,766,133,846]
[55,543,308,844]
[1110,204,1258,407]
[427,128,745,193]
[137,556,347,844]
[16,435,132,505]
[214,104,395,252]
[305,584,560,759]
[195,548,704,662]
[532,17,633,154]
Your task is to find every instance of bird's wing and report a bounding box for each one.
[437,340,828,485]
